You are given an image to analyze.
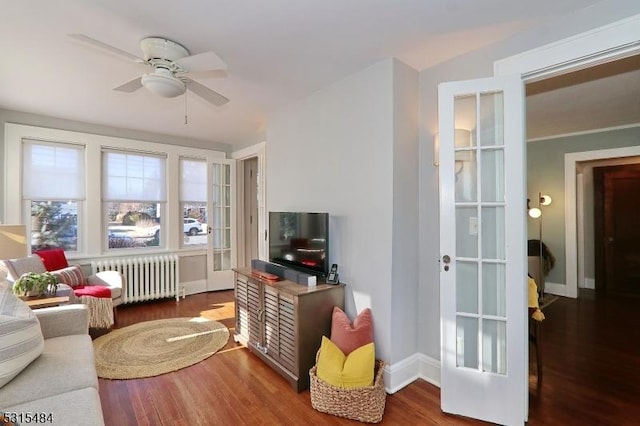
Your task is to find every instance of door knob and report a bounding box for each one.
[442,255,451,272]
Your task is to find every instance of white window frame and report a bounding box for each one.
[102,149,168,252]
[3,124,226,259]
[21,139,86,253]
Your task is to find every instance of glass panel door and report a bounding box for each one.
[207,159,236,291]
[439,75,527,425]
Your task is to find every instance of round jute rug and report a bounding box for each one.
[93,317,229,380]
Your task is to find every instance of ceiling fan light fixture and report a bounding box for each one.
[141,72,185,98]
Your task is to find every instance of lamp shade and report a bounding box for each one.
[0,225,28,259]
[528,208,542,219]
[540,194,552,206]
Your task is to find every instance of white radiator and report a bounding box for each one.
[91,255,180,303]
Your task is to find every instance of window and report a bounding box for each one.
[103,151,166,250]
[180,158,208,246]
[22,140,84,252]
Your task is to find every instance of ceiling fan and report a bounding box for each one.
[69,34,229,106]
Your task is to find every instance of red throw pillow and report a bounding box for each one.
[51,265,87,288]
[330,306,374,355]
[33,248,69,271]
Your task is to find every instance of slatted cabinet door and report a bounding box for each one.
[273,292,296,372]
[235,274,250,343]
[263,286,280,358]
[234,274,262,346]
[247,279,262,346]
[233,268,344,391]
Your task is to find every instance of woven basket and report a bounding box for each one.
[309,358,386,423]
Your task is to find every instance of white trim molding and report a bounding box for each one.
[584,278,596,290]
[544,281,568,297]
[231,141,268,262]
[384,353,441,394]
[231,141,266,160]
[494,14,640,81]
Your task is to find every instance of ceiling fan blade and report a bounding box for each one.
[68,34,144,63]
[184,78,229,107]
[113,76,143,93]
[176,51,227,73]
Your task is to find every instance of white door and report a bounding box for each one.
[207,158,237,291]
[438,75,527,425]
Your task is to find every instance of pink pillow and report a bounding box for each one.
[330,306,374,355]
[33,249,69,271]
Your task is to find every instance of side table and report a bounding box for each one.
[24,296,70,309]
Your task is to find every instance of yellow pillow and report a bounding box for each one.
[316,336,374,388]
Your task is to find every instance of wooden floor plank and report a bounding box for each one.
[97,289,640,425]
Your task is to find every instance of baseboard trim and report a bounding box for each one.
[544,281,567,297]
[384,353,441,394]
[183,279,207,295]
[583,278,595,289]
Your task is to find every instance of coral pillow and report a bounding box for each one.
[316,336,374,388]
[33,249,69,272]
[330,307,374,355]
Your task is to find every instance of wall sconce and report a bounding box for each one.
[433,129,472,169]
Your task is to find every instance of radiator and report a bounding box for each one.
[91,255,180,304]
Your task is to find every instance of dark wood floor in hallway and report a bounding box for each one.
[97,289,640,425]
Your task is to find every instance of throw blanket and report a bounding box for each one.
[51,265,114,329]
[74,286,113,329]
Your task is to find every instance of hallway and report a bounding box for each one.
[528,289,640,424]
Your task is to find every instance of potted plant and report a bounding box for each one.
[12,272,59,298]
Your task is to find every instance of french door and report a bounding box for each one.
[438,75,527,425]
[207,158,236,291]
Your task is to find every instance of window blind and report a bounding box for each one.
[22,139,85,200]
[103,150,166,202]
[180,158,207,203]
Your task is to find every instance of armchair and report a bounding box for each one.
[0,252,125,328]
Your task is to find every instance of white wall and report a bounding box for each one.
[527,127,640,286]
[391,60,419,364]
[417,0,640,361]
[267,58,419,363]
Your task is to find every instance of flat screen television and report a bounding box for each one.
[269,212,329,277]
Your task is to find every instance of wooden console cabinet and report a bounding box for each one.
[233,267,345,392]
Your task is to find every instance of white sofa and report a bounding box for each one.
[0,303,105,425]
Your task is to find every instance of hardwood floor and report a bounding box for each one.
[98,289,640,425]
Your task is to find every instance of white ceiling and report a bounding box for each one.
[526,55,640,140]
[2,0,634,149]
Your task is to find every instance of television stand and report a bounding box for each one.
[233,267,345,391]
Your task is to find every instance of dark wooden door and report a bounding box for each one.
[594,164,640,294]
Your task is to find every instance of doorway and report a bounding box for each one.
[232,141,267,268]
[594,163,640,294]
[487,14,640,424]
[242,157,259,267]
